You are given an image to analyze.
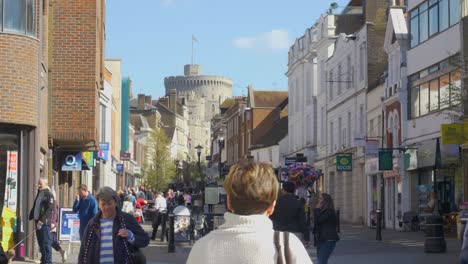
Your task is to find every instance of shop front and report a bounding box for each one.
[366,158,382,227]
[0,125,39,257]
[383,160,402,230]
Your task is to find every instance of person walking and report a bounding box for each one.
[313,193,339,264]
[187,162,312,264]
[270,181,307,240]
[73,184,98,239]
[151,191,167,241]
[29,177,55,264]
[50,190,67,263]
[78,186,149,264]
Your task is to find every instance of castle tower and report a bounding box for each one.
[164,64,232,162]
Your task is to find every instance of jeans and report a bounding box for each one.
[317,240,336,264]
[51,232,62,252]
[36,224,53,264]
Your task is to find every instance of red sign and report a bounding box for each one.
[120,152,131,161]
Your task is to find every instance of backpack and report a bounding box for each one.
[274,231,291,264]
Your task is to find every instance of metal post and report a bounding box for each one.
[168,214,175,253]
[336,209,340,233]
[376,210,382,241]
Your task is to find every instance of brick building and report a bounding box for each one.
[49,0,106,207]
[0,0,49,258]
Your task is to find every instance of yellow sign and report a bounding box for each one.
[441,124,468,145]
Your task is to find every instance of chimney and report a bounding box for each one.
[169,89,177,113]
[145,95,152,105]
[137,94,145,110]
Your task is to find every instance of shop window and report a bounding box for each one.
[0,133,19,211]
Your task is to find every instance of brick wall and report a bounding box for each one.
[49,0,105,145]
[0,35,39,127]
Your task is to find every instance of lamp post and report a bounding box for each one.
[195,144,203,175]
[218,137,224,179]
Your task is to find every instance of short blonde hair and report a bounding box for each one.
[224,162,279,215]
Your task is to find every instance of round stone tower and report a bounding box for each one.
[164,64,232,161]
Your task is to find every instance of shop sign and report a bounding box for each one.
[98,142,109,151]
[441,124,468,145]
[97,150,108,161]
[378,150,393,171]
[120,152,131,161]
[336,154,352,171]
[82,152,94,167]
[116,164,124,172]
[134,166,141,174]
[365,139,380,157]
[61,152,82,171]
[285,157,296,166]
[59,208,80,242]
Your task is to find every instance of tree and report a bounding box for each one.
[144,127,176,190]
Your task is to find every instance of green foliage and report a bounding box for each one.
[144,127,176,190]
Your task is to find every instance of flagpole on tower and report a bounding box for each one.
[192,35,198,65]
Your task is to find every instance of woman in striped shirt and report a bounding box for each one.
[78,187,150,264]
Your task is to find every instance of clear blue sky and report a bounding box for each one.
[105,0,350,98]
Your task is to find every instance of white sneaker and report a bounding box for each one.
[60,249,68,263]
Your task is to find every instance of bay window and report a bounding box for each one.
[1,0,35,36]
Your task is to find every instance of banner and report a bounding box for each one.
[5,151,18,211]
[441,123,468,144]
[336,154,352,171]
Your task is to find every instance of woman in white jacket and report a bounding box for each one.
[187,162,312,264]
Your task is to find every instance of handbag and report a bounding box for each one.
[131,249,146,264]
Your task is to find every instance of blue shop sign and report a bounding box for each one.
[61,152,82,171]
[117,164,124,172]
[99,142,109,151]
[97,150,108,161]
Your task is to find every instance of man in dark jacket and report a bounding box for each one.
[271,182,307,236]
[79,186,149,264]
[29,177,55,264]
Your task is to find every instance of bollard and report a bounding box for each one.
[168,214,175,253]
[336,209,340,233]
[305,207,310,242]
[376,210,382,241]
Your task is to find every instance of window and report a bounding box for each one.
[343,128,347,148]
[429,1,439,36]
[338,64,342,94]
[295,79,300,112]
[321,107,325,144]
[449,0,460,26]
[359,44,365,81]
[410,0,460,48]
[419,3,429,42]
[338,117,342,148]
[429,79,439,111]
[359,104,365,135]
[306,72,312,104]
[330,122,334,153]
[409,70,460,118]
[439,0,449,31]
[329,70,333,100]
[346,56,352,89]
[420,82,429,115]
[347,112,351,148]
[439,74,450,108]
[369,119,375,137]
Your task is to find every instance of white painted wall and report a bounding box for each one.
[99,75,114,189]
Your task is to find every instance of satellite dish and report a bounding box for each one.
[330,2,339,9]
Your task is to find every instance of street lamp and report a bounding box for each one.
[195,144,203,174]
[218,137,225,178]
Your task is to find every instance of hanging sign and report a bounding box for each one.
[378,150,393,171]
[61,152,82,171]
[336,154,352,171]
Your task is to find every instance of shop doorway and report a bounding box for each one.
[0,133,19,212]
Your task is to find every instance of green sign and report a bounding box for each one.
[336,154,352,171]
[378,150,393,171]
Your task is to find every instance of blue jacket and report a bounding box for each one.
[73,193,98,236]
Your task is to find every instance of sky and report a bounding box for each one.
[105,0,350,98]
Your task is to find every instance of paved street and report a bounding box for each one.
[14,222,459,264]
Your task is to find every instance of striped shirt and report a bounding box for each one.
[100,218,114,264]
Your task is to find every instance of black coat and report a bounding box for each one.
[78,208,150,264]
[271,194,307,233]
[28,188,54,224]
[313,209,339,243]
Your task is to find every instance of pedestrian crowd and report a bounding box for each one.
[24,161,345,264]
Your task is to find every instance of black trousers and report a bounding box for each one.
[151,211,167,241]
